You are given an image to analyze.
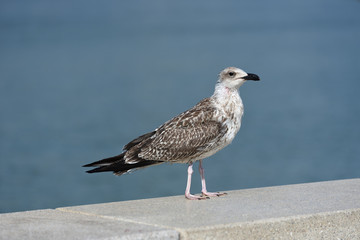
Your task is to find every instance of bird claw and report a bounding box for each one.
[201,191,227,197]
[185,193,210,200]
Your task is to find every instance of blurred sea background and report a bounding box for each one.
[1,0,359,213]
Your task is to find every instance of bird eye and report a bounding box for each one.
[228,71,235,77]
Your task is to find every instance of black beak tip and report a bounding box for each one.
[243,73,260,81]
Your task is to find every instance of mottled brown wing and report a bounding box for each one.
[137,98,225,162]
[138,121,222,161]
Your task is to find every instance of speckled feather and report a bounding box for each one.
[83,67,257,176]
[131,98,227,163]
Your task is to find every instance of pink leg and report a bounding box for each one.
[199,159,227,197]
[185,163,208,200]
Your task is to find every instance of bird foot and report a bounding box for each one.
[201,191,227,197]
[185,193,210,200]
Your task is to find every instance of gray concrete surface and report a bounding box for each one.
[1,178,360,239]
[0,209,178,240]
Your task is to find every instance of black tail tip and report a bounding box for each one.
[82,163,93,168]
[85,169,97,174]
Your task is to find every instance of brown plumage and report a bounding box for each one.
[83,98,225,173]
[83,67,260,200]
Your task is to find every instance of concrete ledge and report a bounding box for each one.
[1,178,360,239]
[0,209,178,240]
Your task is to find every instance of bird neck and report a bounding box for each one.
[212,83,240,103]
[212,83,244,127]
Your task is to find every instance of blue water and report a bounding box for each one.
[1,0,359,213]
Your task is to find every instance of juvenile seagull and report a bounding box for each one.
[83,67,260,200]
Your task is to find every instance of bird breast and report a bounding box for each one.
[192,93,243,162]
[213,90,244,144]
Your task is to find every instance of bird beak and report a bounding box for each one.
[242,73,260,81]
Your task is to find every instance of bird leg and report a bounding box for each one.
[185,163,209,200]
[199,159,227,197]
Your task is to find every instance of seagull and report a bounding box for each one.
[83,67,260,200]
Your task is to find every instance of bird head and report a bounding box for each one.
[218,67,260,89]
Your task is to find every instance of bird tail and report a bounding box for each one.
[82,153,162,176]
